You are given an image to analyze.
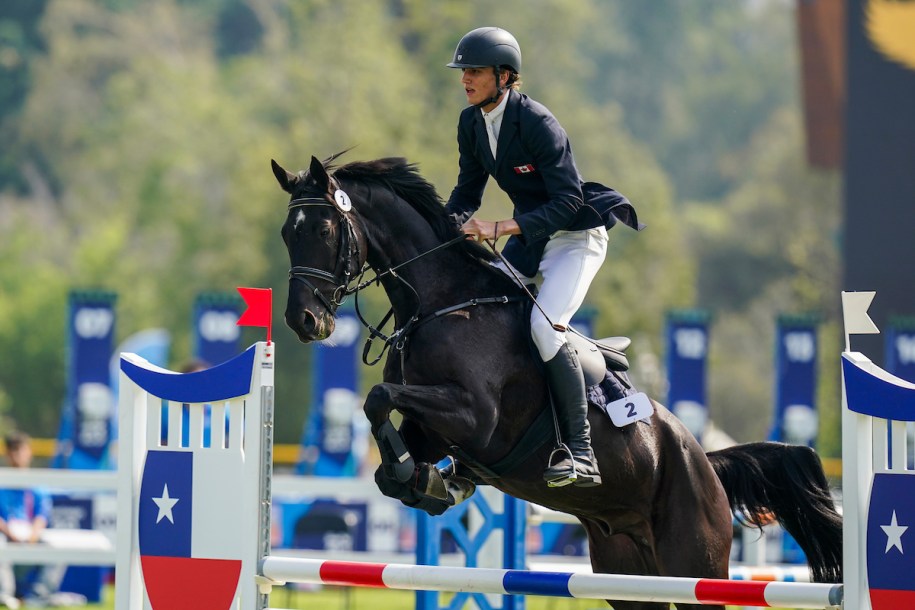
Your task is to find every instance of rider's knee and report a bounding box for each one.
[531,320,564,361]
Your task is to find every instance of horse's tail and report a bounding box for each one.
[706,441,843,583]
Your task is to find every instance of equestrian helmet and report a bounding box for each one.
[446,27,522,73]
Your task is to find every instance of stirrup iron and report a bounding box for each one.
[545,443,578,488]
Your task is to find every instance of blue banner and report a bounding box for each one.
[665,310,711,442]
[55,291,117,469]
[571,306,597,339]
[769,315,819,447]
[297,307,366,476]
[192,292,242,366]
[885,318,915,384]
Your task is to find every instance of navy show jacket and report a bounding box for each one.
[445,89,642,277]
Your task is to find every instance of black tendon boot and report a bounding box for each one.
[542,342,602,487]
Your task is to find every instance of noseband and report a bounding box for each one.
[287,192,361,315]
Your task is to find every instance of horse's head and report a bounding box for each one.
[273,156,366,343]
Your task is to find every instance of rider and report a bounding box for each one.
[444,27,641,488]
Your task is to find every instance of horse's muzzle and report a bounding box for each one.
[284,308,334,343]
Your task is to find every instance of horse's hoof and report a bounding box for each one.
[445,476,476,504]
[411,495,453,517]
[415,463,449,500]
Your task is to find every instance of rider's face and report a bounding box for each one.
[461,67,506,110]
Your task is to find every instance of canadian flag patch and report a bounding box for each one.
[513,164,535,174]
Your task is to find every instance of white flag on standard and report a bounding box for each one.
[842,291,880,336]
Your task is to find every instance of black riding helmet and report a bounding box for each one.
[447,27,522,107]
[447,27,522,72]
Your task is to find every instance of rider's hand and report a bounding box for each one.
[461,218,495,242]
[460,218,520,242]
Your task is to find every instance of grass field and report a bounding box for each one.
[79,584,806,610]
[81,585,608,609]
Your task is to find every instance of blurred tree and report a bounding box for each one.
[590,1,798,202]
[0,197,70,433]
[0,0,49,194]
[686,108,841,443]
[0,0,841,453]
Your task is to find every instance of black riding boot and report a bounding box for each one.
[542,342,602,488]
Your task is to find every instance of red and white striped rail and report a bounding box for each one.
[258,557,843,608]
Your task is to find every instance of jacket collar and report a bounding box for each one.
[472,89,521,175]
[494,90,521,174]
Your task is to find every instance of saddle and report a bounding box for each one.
[567,332,630,386]
[446,331,635,483]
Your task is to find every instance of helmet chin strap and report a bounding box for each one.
[474,66,505,108]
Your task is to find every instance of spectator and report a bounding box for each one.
[0,431,51,608]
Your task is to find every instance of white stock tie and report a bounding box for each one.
[483,113,498,158]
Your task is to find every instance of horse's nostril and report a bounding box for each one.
[285,308,320,338]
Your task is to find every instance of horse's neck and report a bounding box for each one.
[357,198,515,320]
[367,239,503,321]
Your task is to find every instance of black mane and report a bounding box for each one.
[328,157,496,263]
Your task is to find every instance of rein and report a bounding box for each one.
[350,233,475,366]
[288,193,510,368]
[288,195,468,310]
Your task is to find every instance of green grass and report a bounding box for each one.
[263,587,809,610]
[264,586,605,609]
[84,584,806,609]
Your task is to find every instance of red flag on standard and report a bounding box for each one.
[236,287,272,343]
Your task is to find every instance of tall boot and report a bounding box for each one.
[542,342,602,488]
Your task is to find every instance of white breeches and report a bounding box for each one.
[495,227,608,361]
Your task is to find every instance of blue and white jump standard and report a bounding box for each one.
[115,342,275,610]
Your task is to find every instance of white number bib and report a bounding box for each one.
[606,392,654,427]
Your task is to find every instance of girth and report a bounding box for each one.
[448,406,554,481]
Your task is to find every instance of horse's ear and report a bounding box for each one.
[271,159,297,194]
[309,155,331,190]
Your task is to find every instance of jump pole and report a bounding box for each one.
[113,290,912,609]
[259,557,842,608]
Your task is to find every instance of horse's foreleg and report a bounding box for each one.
[364,381,472,464]
[364,382,477,515]
[364,381,476,432]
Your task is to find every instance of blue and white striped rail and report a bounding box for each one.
[258,557,842,608]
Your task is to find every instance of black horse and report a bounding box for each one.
[274,155,842,609]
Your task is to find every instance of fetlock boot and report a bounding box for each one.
[542,342,602,488]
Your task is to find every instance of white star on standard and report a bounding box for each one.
[152,484,180,524]
[881,510,908,554]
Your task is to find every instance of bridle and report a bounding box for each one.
[286,183,526,371]
[286,187,362,315]
[286,186,468,347]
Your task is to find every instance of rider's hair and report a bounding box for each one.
[500,67,522,90]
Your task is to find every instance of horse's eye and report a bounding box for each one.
[320,226,331,238]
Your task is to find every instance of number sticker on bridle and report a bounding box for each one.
[334,189,352,212]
